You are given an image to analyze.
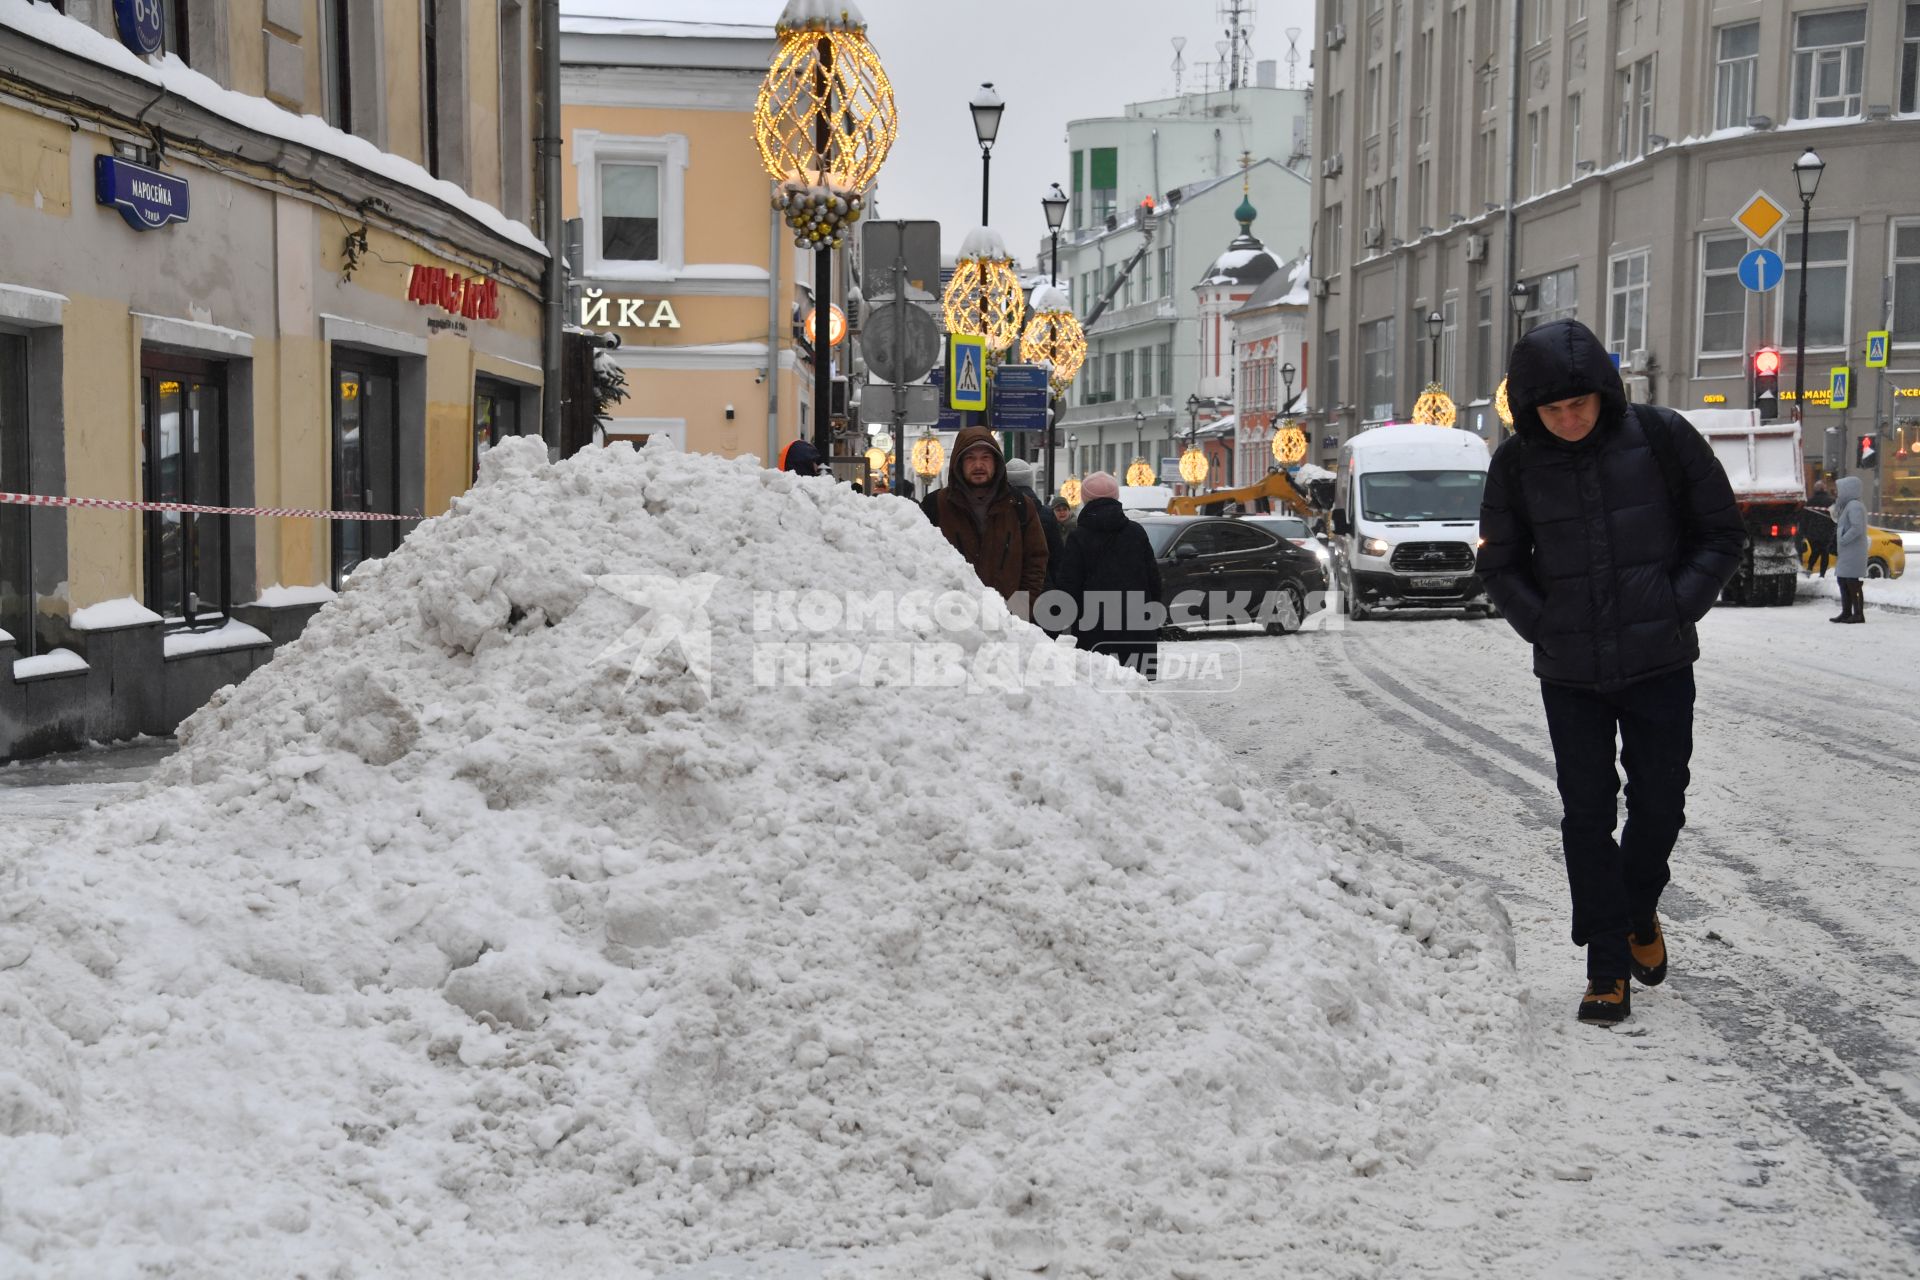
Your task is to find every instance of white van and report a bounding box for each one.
[1330,424,1493,619]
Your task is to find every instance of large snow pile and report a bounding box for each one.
[0,441,1522,1277]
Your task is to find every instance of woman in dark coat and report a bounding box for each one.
[1053,471,1164,680]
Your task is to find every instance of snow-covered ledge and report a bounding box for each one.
[13,648,87,681]
[163,619,272,659]
[70,598,164,632]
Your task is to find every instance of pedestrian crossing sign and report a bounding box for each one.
[947,334,987,412]
[1829,366,1850,411]
[1866,331,1889,369]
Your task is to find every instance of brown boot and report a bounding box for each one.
[1628,916,1667,986]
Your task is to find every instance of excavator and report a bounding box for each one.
[1166,468,1320,520]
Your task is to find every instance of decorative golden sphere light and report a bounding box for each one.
[1411,382,1458,428]
[1273,421,1309,465]
[1178,447,1209,486]
[864,445,887,474]
[943,251,1026,352]
[1020,309,1088,388]
[1495,376,1514,427]
[911,433,945,479]
[1125,458,1155,487]
[755,3,898,248]
[1059,476,1083,506]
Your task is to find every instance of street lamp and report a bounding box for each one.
[1791,148,1825,421]
[1509,280,1531,324]
[1041,183,1069,285]
[1280,361,1296,414]
[970,82,1004,227]
[1426,310,1443,385]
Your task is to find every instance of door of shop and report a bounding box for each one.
[0,330,29,650]
[139,353,229,626]
[331,351,402,589]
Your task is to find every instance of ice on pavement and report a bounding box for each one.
[0,440,1523,1276]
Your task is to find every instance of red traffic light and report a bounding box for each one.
[1753,348,1782,376]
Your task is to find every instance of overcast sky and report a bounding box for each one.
[854,0,1318,259]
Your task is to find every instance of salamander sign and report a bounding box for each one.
[94,156,189,231]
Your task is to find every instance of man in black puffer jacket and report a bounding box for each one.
[1477,318,1744,1025]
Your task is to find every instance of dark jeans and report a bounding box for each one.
[1540,666,1695,979]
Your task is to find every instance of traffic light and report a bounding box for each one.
[1858,434,1879,469]
[1751,348,1781,416]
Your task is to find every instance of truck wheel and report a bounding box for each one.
[1869,558,1890,580]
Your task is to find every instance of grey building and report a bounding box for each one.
[1310,0,1920,514]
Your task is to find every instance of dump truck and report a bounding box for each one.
[1679,408,1806,607]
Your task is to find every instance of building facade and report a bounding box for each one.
[560,1,810,464]
[1048,85,1314,488]
[0,0,546,760]
[1230,257,1313,485]
[1310,0,1920,514]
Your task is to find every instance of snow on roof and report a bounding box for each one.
[1281,254,1313,305]
[958,225,1011,261]
[777,0,869,30]
[1294,462,1335,483]
[0,439,1526,1275]
[0,0,545,256]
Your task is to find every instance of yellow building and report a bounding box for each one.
[0,1,546,759]
[560,1,812,460]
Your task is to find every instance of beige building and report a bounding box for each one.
[0,0,547,760]
[560,2,810,462]
[1310,0,1920,512]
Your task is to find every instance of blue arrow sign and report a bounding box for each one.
[1738,248,1784,293]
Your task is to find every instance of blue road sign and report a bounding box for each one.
[94,156,189,231]
[928,367,964,433]
[114,0,164,55]
[947,335,987,411]
[995,364,1049,394]
[1738,248,1784,292]
[992,401,1049,432]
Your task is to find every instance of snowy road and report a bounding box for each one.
[1176,584,1920,1276]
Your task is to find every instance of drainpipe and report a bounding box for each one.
[539,0,564,449]
[767,205,782,464]
[1500,0,1521,365]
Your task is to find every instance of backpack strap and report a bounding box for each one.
[1637,408,1688,523]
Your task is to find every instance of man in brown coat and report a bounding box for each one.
[923,425,1049,618]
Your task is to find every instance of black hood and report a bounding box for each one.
[1505,319,1627,445]
[1075,497,1130,532]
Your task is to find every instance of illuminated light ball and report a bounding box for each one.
[864,446,887,473]
[911,434,945,478]
[1178,447,1208,486]
[1495,377,1514,427]
[942,255,1026,352]
[754,10,897,196]
[1126,459,1155,487]
[1020,309,1088,388]
[1273,423,1309,465]
[1059,476,1082,506]
[1411,382,1458,428]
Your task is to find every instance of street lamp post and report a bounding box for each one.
[1042,183,1069,285]
[1278,361,1296,468]
[970,83,1004,227]
[1508,281,1531,332]
[1792,149,1825,423]
[1427,310,1443,386]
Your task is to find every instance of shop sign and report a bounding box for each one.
[578,290,683,331]
[407,266,500,321]
[94,155,189,231]
[113,0,164,56]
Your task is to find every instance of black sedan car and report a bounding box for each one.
[1132,515,1331,634]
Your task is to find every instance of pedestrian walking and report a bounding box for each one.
[1831,474,1868,624]
[1006,458,1065,588]
[1053,471,1164,680]
[1804,480,1836,578]
[1051,494,1076,535]
[1476,319,1746,1025]
[924,425,1049,618]
[779,439,822,476]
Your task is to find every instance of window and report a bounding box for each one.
[1140,345,1154,398]
[474,378,523,480]
[1159,343,1173,393]
[1519,267,1578,333]
[0,331,30,655]
[1792,9,1866,120]
[1326,203,1344,268]
[1441,297,1459,393]
[1476,288,1494,398]
[141,355,229,626]
[1607,250,1650,361]
[1070,150,1084,230]
[1904,4,1920,115]
[1480,126,1500,205]
[1479,64,1500,113]
[1415,33,1433,144]
[1324,328,1342,412]
[423,1,441,175]
[1527,0,1550,45]
[1615,56,1654,160]
[1567,93,1583,180]
[1326,91,1345,155]
[323,0,352,132]
[1713,23,1758,131]
[1122,350,1136,401]
[163,0,190,64]
[1526,109,1547,196]
[499,0,529,220]
[1160,246,1175,297]
[1894,222,1920,345]
[1366,66,1382,134]
[1360,318,1396,420]
[1698,234,1748,356]
[1089,147,1118,226]
[602,164,660,262]
[1614,0,1633,53]
[577,131,690,277]
[1571,0,1586,22]
[421,1,468,183]
[1138,249,1153,301]
[1780,225,1852,350]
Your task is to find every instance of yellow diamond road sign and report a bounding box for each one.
[1734,191,1787,244]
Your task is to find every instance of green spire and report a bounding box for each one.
[1236,194,1257,233]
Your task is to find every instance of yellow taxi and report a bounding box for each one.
[1802,525,1907,578]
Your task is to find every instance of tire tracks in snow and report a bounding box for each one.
[1316,630,1920,1254]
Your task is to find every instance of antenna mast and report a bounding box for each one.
[1218,0,1257,90]
[1171,36,1188,96]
